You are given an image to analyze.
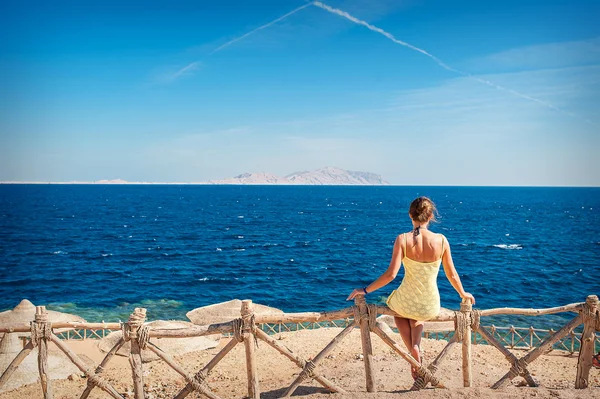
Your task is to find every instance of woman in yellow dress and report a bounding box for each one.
[347,197,475,378]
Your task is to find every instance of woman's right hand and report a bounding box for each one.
[461,292,476,305]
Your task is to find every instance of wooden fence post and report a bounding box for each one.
[460,299,473,387]
[33,306,53,399]
[575,295,598,389]
[354,295,376,392]
[241,300,260,399]
[127,308,147,399]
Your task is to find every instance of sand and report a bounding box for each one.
[0,327,598,399]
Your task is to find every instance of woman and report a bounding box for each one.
[347,197,475,379]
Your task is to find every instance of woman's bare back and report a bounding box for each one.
[403,229,444,263]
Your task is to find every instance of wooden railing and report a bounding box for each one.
[50,320,598,355]
[0,295,598,398]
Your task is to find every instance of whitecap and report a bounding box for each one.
[493,244,522,250]
[101,253,112,257]
[198,277,209,281]
[53,250,67,255]
[234,248,245,251]
[237,236,244,239]
[238,216,244,219]
[216,248,222,251]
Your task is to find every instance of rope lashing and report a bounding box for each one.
[121,322,150,347]
[415,366,440,388]
[121,323,131,342]
[366,304,378,330]
[232,318,245,343]
[233,316,258,347]
[185,370,208,393]
[30,320,52,347]
[453,311,469,342]
[297,360,317,382]
[239,305,259,348]
[460,301,472,312]
[137,325,151,350]
[411,376,427,390]
[85,370,110,391]
[471,309,481,331]
[352,304,377,328]
[508,359,528,378]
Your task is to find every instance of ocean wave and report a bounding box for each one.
[493,244,523,250]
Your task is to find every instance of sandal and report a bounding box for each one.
[593,353,600,369]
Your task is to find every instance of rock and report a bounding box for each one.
[67,373,78,381]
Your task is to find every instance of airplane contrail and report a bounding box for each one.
[210,3,312,54]
[171,3,311,81]
[313,1,593,125]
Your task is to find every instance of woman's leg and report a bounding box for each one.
[408,319,424,378]
[393,317,412,350]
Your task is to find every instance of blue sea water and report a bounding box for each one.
[0,185,598,329]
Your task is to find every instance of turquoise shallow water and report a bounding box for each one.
[0,185,598,328]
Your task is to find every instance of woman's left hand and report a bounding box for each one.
[347,288,366,301]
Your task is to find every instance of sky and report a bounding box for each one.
[1,0,599,186]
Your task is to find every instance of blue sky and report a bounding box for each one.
[1,0,599,185]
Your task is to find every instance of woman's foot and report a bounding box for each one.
[410,345,421,380]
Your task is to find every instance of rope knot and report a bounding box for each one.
[30,321,52,347]
[137,325,151,350]
[509,359,528,378]
[297,360,316,382]
[86,371,109,390]
[471,309,481,331]
[186,373,207,393]
[454,311,468,342]
[121,323,131,342]
[366,304,378,330]
[232,318,245,343]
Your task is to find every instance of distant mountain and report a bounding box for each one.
[209,172,290,185]
[286,166,388,185]
[210,167,388,185]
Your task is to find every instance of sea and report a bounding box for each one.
[0,185,598,330]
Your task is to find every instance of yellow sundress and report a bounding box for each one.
[386,233,443,321]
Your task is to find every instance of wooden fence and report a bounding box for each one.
[51,320,598,355]
[0,294,598,398]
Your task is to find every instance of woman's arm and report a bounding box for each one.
[347,234,403,300]
[441,235,475,304]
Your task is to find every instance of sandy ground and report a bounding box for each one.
[1,327,598,399]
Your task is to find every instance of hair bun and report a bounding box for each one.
[409,197,437,223]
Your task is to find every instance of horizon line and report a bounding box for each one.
[1,181,599,188]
